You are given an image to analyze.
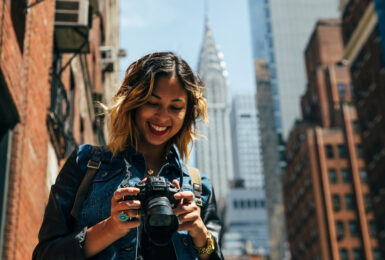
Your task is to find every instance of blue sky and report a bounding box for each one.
[119,0,256,96]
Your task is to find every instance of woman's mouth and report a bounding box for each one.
[148,122,169,136]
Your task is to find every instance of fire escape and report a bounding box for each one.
[47,0,108,159]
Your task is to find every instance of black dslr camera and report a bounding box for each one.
[122,176,181,246]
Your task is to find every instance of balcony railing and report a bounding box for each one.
[47,72,76,159]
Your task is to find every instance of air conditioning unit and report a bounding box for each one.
[55,0,89,26]
[54,0,90,53]
[100,46,115,72]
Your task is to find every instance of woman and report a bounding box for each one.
[33,52,223,259]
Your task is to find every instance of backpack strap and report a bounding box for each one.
[71,146,102,219]
[187,166,202,210]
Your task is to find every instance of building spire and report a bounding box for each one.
[205,0,209,18]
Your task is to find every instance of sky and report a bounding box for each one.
[119,0,256,96]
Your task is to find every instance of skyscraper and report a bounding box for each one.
[249,1,288,258]
[283,19,378,259]
[196,18,234,206]
[231,92,264,188]
[341,0,385,257]
[249,1,341,259]
[267,0,340,139]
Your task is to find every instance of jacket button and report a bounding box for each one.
[183,238,189,246]
[123,246,134,251]
[101,172,108,177]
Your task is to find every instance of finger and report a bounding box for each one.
[115,209,141,221]
[113,200,141,212]
[173,203,198,215]
[178,221,199,232]
[177,211,199,223]
[113,187,140,202]
[172,179,180,190]
[174,191,194,202]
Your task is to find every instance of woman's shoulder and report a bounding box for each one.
[182,165,212,190]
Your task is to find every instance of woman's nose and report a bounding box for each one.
[156,106,169,119]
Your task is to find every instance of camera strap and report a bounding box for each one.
[71,146,102,219]
[187,166,202,211]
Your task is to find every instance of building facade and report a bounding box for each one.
[283,19,379,260]
[0,1,119,258]
[195,18,234,207]
[253,59,286,260]
[223,92,270,258]
[223,188,270,258]
[266,0,340,139]
[231,92,264,188]
[249,1,341,259]
[341,0,385,257]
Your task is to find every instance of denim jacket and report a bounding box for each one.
[33,144,223,260]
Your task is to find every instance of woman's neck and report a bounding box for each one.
[139,144,167,175]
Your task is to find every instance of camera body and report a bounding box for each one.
[122,176,181,246]
[124,176,180,207]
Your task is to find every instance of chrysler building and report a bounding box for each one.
[195,17,234,206]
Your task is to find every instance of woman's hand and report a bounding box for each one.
[108,187,142,238]
[172,180,209,249]
[84,187,142,258]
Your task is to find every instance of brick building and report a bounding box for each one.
[0,0,120,258]
[283,19,380,259]
[341,0,385,257]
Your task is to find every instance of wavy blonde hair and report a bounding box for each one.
[103,52,207,162]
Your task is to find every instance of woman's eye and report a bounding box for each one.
[171,106,183,111]
[147,101,158,106]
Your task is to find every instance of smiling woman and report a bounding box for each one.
[134,76,188,166]
[33,52,224,260]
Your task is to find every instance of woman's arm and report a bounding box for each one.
[173,180,224,260]
[33,149,88,259]
[33,148,143,259]
[83,187,141,258]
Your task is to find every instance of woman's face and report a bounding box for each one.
[135,76,188,151]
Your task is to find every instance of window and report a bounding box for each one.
[336,221,344,238]
[352,120,359,133]
[353,249,362,260]
[340,249,348,260]
[0,76,20,254]
[373,249,381,260]
[364,194,372,210]
[369,221,377,236]
[11,1,26,53]
[329,169,337,183]
[233,200,238,209]
[345,194,355,209]
[349,221,359,236]
[360,169,367,183]
[356,145,363,158]
[338,83,345,99]
[349,83,354,98]
[326,145,334,158]
[338,145,347,158]
[341,169,351,183]
[333,194,341,211]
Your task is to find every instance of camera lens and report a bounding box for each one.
[148,214,172,227]
[143,196,178,246]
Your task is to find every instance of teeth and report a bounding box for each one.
[150,123,167,132]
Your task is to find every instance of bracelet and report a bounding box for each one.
[195,232,215,255]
